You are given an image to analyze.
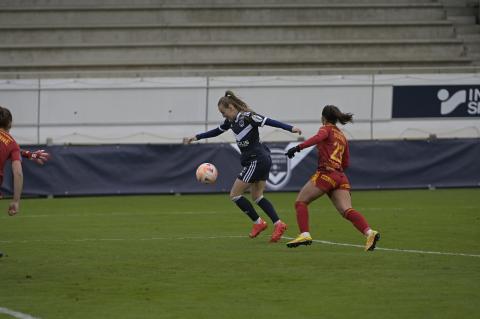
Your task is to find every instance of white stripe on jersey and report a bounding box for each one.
[234,124,253,141]
[261,117,268,127]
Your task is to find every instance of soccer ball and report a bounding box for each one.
[196,163,218,184]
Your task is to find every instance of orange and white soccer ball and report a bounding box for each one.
[196,163,218,184]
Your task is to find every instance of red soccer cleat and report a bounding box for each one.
[270,221,287,243]
[249,220,268,238]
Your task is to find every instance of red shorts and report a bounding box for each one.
[310,170,351,194]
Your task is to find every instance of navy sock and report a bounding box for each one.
[256,197,280,223]
[232,196,260,222]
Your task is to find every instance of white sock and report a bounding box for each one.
[301,232,311,238]
[274,220,282,225]
[254,217,263,224]
[365,229,373,237]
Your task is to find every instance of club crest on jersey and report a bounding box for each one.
[239,119,245,127]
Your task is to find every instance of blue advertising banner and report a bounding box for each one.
[1,139,479,197]
[392,85,480,118]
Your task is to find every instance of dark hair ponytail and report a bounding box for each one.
[321,105,353,125]
[0,106,12,130]
[218,90,252,112]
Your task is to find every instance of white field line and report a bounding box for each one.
[283,236,480,258]
[0,307,40,319]
[0,205,477,219]
[0,211,221,218]
[0,235,246,244]
[1,235,479,258]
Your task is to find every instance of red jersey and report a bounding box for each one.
[0,129,21,183]
[298,124,349,172]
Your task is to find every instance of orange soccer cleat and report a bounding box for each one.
[249,220,268,238]
[270,221,287,243]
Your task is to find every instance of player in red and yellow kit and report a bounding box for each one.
[0,106,23,217]
[0,106,50,258]
[285,105,380,251]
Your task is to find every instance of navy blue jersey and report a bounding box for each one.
[219,111,270,164]
[195,111,293,166]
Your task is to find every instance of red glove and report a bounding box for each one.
[21,149,51,165]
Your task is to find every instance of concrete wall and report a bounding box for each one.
[1,73,479,145]
[1,0,476,77]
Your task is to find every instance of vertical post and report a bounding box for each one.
[370,74,375,140]
[204,76,210,135]
[37,78,41,144]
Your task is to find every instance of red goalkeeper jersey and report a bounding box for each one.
[0,129,21,184]
[298,124,349,172]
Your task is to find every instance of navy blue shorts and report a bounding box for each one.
[238,157,272,183]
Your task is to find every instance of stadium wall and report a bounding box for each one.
[1,73,479,145]
[2,138,479,197]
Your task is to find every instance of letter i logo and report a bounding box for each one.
[437,89,467,115]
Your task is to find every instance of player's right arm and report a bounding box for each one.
[183,120,230,144]
[285,127,329,158]
[8,159,23,216]
[298,127,329,150]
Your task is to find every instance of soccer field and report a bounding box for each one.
[0,189,479,319]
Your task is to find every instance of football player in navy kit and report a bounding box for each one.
[184,90,301,242]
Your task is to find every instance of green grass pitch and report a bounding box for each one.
[0,189,479,319]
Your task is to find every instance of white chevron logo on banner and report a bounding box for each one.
[230,142,314,190]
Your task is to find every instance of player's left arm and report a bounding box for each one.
[21,149,51,165]
[250,113,302,135]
